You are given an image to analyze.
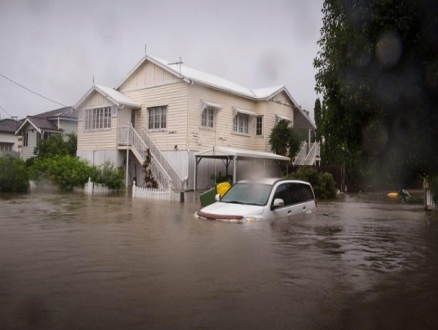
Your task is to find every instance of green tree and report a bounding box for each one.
[34,133,77,158]
[269,120,302,159]
[0,155,30,192]
[314,0,438,186]
[314,98,322,142]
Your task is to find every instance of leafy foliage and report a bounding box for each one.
[314,0,438,185]
[288,166,337,200]
[90,161,125,191]
[314,98,322,142]
[0,154,30,193]
[29,155,90,191]
[142,149,159,188]
[269,120,302,159]
[34,133,77,158]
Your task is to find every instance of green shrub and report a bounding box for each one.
[288,166,337,200]
[0,154,30,193]
[29,155,91,191]
[90,161,125,191]
[49,155,91,191]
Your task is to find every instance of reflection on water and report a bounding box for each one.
[1,191,437,329]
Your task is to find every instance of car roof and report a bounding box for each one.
[237,178,312,186]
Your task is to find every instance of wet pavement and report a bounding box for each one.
[1,191,437,329]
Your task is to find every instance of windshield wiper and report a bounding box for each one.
[225,200,244,204]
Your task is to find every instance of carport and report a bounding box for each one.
[193,146,290,191]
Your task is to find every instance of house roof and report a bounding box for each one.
[115,55,301,106]
[15,116,61,135]
[14,106,77,136]
[0,118,21,133]
[74,85,141,110]
[34,106,77,120]
[114,55,315,129]
[194,146,290,162]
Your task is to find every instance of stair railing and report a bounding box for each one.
[118,125,172,190]
[141,128,187,190]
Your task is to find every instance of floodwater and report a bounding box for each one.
[1,191,438,330]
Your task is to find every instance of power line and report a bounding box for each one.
[0,72,67,107]
[0,104,12,118]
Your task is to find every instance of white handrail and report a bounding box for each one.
[141,128,187,190]
[119,126,172,190]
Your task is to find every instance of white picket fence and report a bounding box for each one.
[132,180,180,201]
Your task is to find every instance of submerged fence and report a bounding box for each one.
[132,180,180,201]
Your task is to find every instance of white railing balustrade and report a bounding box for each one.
[141,128,187,190]
[118,125,173,190]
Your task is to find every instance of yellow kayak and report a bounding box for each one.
[387,192,398,197]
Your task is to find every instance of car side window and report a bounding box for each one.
[273,183,291,206]
[288,183,302,204]
[299,184,314,201]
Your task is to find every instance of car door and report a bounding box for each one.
[269,183,293,219]
[287,183,308,216]
[298,183,317,213]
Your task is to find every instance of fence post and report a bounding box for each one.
[133,180,136,198]
[87,177,93,194]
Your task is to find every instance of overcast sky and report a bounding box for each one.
[0,0,324,121]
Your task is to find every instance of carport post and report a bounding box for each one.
[233,156,237,184]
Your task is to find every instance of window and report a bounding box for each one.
[84,107,112,130]
[37,132,41,143]
[233,114,249,134]
[256,116,263,136]
[23,132,28,147]
[0,143,12,152]
[299,184,315,202]
[273,183,291,206]
[201,106,215,128]
[148,106,167,130]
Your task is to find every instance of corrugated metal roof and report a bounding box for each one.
[95,85,141,108]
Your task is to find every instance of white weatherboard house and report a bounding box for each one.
[15,107,78,160]
[74,55,319,192]
[0,118,21,155]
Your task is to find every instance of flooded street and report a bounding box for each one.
[1,192,438,329]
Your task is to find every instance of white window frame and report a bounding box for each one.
[256,116,263,136]
[233,114,250,134]
[201,106,215,129]
[148,106,167,131]
[232,107,256,135]
[84,107,112,130]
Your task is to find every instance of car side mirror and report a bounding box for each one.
[271,198,284,210]
[215,194,221,201]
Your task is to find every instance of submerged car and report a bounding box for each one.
[196,178,317,223]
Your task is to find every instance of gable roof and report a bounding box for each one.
[74,84,141,110]
[0,118,21,133]
[115,55,301,107]
[15,116,61,135]
[14,106,76,136]
[34,106,77,120]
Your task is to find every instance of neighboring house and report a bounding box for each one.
[74,55,318,191]
[0,117,21,155]
[15,107,77,160]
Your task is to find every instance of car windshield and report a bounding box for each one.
[220,183,272,206]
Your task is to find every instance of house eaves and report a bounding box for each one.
[15,116,61,136]
[74,85,141,110]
